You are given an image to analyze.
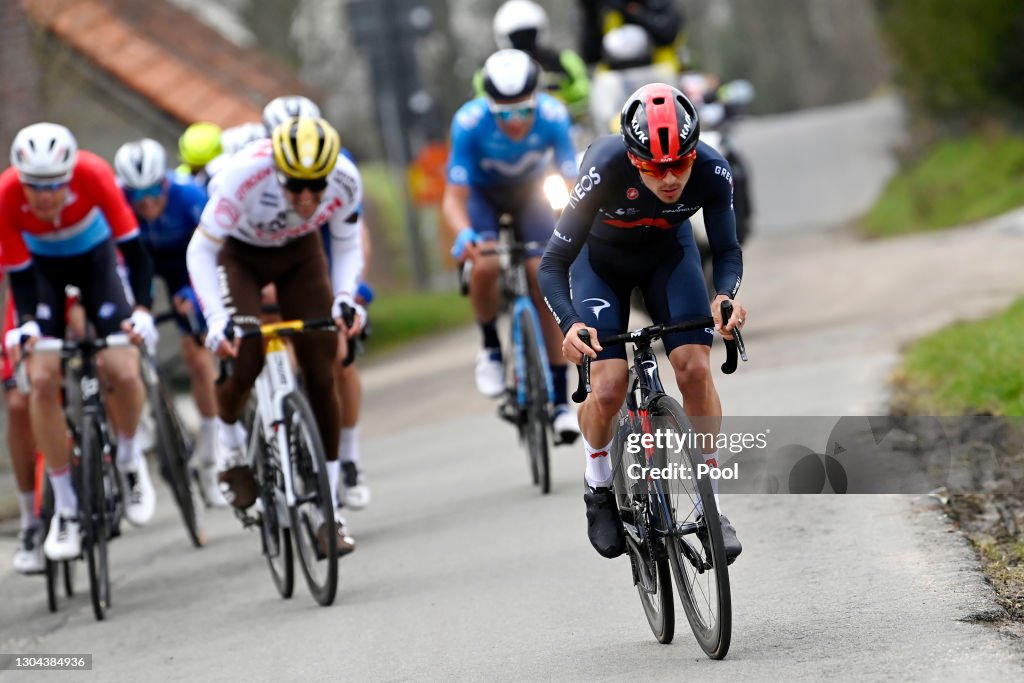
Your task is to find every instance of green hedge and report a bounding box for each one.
[876,0,1024,118]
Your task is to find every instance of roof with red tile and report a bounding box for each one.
[23,0,317,127]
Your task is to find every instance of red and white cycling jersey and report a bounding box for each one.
[0,151,139,270]
[200,139,362,248]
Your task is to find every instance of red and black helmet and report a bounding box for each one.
[620,83,700,163]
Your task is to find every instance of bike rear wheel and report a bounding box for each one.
[81,415,111,621]
[283,391,338,606]
[519,311,550,494]
[148,377,204,547]
[613,406,675,643]
[652,396,731,659]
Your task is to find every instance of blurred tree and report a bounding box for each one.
[876,0,1024,122]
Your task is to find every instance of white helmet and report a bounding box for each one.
[493,0,548,50]
[602,25,652,65]
[220,122,269,155]
[114,138,167,188]
[262,96,321,134]
[10,122,78,182]
[481,49,540,102]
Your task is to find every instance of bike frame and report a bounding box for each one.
[498,234,554,409]
[250,334,303,509]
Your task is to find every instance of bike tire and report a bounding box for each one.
[39,477,59,612]
[63,560,76,598]
[283,391,338,606]
[652,396,731,659]
[81,415,110,621]
[254,430,295,599]
[148,376,204,547]
[612,405,675,644]
[519,311,551,494]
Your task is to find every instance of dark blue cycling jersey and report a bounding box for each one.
[539,134,742,336]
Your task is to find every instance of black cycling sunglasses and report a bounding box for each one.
[279,174,328,194]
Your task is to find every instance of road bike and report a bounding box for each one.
[220,317,340,606]
[573,301,746,657]
[479,235,564,494]
[25,334,133,621]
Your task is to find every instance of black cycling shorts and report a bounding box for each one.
[31,240,133,339]
[568,221,713,361]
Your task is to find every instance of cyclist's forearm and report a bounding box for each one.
[329,224,364,299]
[441,184,472,236]
[185,229,227,323]
[538,251,581,335]
[116,235,154,310]
[704,209,743,298]
[7,266,38,324]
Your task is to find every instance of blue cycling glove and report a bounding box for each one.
[451,227,479,260]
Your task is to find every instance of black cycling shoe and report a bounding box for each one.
[584,485,626,558]
[697,513,743,566]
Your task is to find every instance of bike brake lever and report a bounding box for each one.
[572,329,593,403]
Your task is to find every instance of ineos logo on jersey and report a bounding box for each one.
[567,167,602,209]
[582,297,610,320]
[626,187,639,200]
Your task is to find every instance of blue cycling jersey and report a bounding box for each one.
[128,172,206,253]
[446,93,578,187]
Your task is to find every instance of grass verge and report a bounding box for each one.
[892,299,1024,625]
[364,288,474,357]
[861,131,1024,237]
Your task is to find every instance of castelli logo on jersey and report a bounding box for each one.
[626,187,639,200]
[214,199,239,228]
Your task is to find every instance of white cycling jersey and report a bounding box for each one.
[187,139,364,324]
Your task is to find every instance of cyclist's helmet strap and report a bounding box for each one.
[620,83,700,163]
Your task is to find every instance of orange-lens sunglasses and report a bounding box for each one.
[628,149,697,179]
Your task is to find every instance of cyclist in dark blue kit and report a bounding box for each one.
[114,138,227,507]
[539,83,746,563]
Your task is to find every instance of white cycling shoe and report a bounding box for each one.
[475,349,505,398]
[122,457,157,526]
[194,459,229,508]
[44,512,82,562]
[339,462,371,510]
[13,525,45,574]
[552,405,581,444]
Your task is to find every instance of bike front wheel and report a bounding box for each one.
[519,310,551,494]
[613,405,675,643]
[653,396,731,659]
[283,391,338,606]
[148,377,204,547]
[81,415,111,621]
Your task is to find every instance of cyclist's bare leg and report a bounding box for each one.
[668,343,725,512]
[5,388,37,493]
[335,362,360,430]
[578,358,628,485]
[96,346,145,438]
[27,354,71,471]
[667,344,722,444]
[468,242,501,323]
[180,335,217,419]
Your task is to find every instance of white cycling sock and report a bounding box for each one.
[215,418,247,469]
[48,466,78,517]
[326,459,341,510]
[338,426,360,464]
[18,490,37,530]
[699,449,722,514]
[117,433,140,471]
[584,436,614,489]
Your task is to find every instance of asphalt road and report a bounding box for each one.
[2,96,1024,681]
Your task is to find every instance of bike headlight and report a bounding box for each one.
[543,174,569,211]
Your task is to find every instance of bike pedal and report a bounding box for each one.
[497,401,521,426]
